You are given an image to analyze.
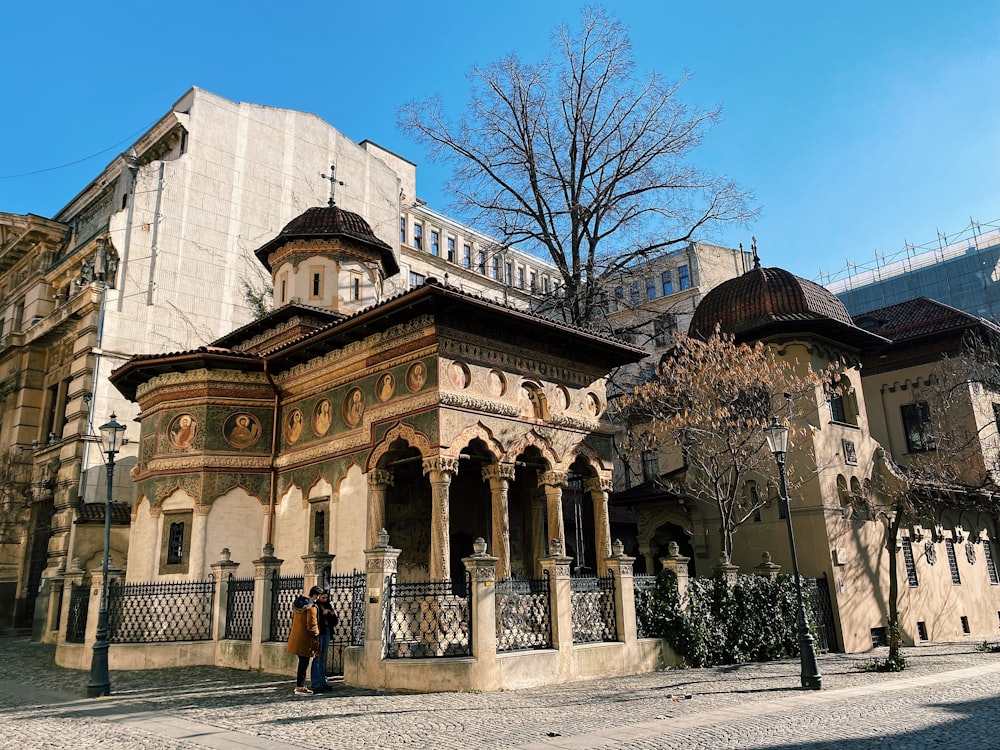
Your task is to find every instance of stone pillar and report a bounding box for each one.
[530,491,547,577]
[605,539,636,644]
[40,573,65,644]
[84,564,124,648]
[250,544,283,669]
[462,537,499,661]
[539,471,568,560]
[660,541,691,604]
[189,504,211,579]
[638,544,655,578]
[58,559,86,644]
[538,538,574,672]
[754,551,782,580]
[211,548,240,643]
[366,469,393,548]
[483,463,516,580]
[363,529,400,666]
[713,552,739,588]
[584,476,613,575]
[423,457,459,581]
[302,540,335,593]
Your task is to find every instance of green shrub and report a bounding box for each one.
[644,569,810,667]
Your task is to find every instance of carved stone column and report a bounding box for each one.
[250,545,283,669]
[538,538,573,672]
[462,537,499,661]
[584,476,613,575]
[539,471,568,562]
[423,456,459,581]
[605,539,636,644]
[754,551,782,580]
[660,541,691,605]
[482,462,516,580]
[530,491,547,577]
[189,504,211,579]
[210,548,239,645]
[366,469,394,549]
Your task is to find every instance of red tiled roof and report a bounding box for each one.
[852,297,1000,342]
[76,501,132,525]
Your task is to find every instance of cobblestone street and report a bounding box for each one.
[1,634,998,749]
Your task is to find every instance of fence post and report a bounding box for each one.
[713,552,739,588]
[58,559,86,644]
[538,538,573,673]
[462,537,498,662]
[361,529,400,670]
[250,544,283,669]
[211,548,239,643]
[660,541,691,605]
[85,564,124,648]
[605,540,635,645]
[754,551,782,580]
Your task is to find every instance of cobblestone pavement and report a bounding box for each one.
[0,633,998,749]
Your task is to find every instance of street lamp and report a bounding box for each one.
[87,413,126,698]
[764,416,822,690]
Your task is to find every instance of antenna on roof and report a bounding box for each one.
[320,163,345,206]
[751,236,760,268]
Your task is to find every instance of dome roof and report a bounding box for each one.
[689,265,886,351]
[255,204,398,276]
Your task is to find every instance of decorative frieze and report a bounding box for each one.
[440,390,521,417]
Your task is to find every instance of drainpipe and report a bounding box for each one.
[263,359,281,546]
[116,151,138,313]
[145,163,164,305]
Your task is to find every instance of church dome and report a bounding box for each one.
[255,203,398,277]
[689,265,884,351]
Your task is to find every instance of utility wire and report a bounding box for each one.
[0,119,158,180]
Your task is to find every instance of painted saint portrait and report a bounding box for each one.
[343,387,365,427]
[313,399,332,436]
[377,372,395,402]
[224,413,262,449]
[406,361,427,392]
[168,413,197,450]
[488,369,507,397]
[449,361,470,390]
[284,408,304,444]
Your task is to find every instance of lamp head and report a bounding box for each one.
[99,413,127,454]
[764,415,790,459]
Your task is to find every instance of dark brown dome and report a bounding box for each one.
[255,204,398,277]
[689,266,886,351]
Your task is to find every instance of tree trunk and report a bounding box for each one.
[886,509,902,663]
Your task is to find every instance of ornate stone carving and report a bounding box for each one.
[368,469,394,487]
[366,556,398,572]
[439,390,522,416]
[423,456,460,476]
[469,565,496,581]
[367,422,433,472]
[538,471,569,488]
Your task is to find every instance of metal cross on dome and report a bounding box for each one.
[320,163,346,206]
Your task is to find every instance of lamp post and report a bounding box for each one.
[764,416,822,690]
[87,413,126,698]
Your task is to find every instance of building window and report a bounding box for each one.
[409,271,426,287]
[542,276,550,293]
[829,395,847,423]
[985,541,1000,585]
[916,621,928,641]
[661,270,673,296]
[400,218,406,244]
[646,278,656,299]
[530,271,537,291]
[630,281,640,303]
[641,449,659,482]
[477,251,486,274]
[653,313,677,347]
[961,615,971,634]
[517,267,525,289]
[350,273,362,301]
[167,522,185,565]
[901,537,919,587]
[447,237,456,262]
[431,231,440,256]
[279,276,287,304]
[492,257,500,280]
[678,264,690,291]
[413,223,422,250]
[310,268,323,299]
[901,402,935,452]
[505,262,513,286]
[946,538,961,584]
[463,244,471,269]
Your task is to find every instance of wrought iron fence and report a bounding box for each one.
[65,582,90,644]
[570,572,617,643]
[632,574,658,639]
[268,573,304,642]
[384,575,471,658]
[495,574,551,652]
[322,569,366,675]
[224,575,255,640]
[107,577,215,643]
[805,575,838,652]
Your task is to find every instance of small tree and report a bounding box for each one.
[621,329,843,559]
[399,7,755,326]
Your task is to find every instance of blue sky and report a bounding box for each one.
[1,1,997,282]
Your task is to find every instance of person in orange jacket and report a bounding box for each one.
[286,586,321,695]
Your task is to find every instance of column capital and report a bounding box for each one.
[368,468,394,487]
[583,476,613,495]
[423,455,460,477]
[482,462,516,484]
[538,470,568,488]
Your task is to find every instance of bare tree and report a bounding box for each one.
[0,449,34,545]
[621,330,843,559]
[399,7,755,326]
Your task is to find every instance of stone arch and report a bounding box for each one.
[503,428,560,468]
[568,440,612,476]
[444,421,505,462]
[367,421,433,471]
[307,475,334,501]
